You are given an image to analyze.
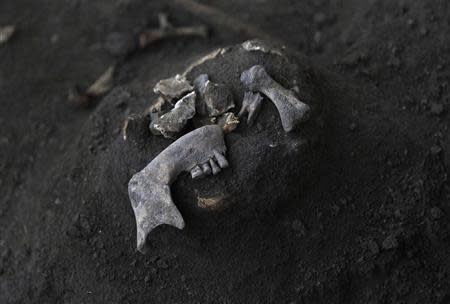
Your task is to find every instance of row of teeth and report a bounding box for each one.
[190,149,228,179]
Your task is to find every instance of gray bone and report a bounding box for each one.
[238,91,264,126]
[153,74,194,101]
[240,65,311,132]
[149,91,196,138]
[128,124,228,253]
[194,74,235,117]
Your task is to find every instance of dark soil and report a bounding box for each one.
[1,0,450,303]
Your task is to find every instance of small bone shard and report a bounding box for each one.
[217,112,239,134]
[149,91,196,138]
[69,65,116,108]
[194,74,235,117]
[128,124,228,253]
[0,25,15,45]
[86,65,116,97]
[153,74,194,102]
[241,39,284,57]
[238,92,264,126]
[241,65,311,132]
[139,13,208,49]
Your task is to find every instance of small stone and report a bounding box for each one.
[407,18,416,27]
[349,122,358,131]
[382,235,398,250]
[156,259,168,269]
[419,27,428,36]
[367,240,380,255]
[430,207,443,219]
[292,219,306,236]
[430,103,444,116]
[313,31,322,44]
[430,145,442,155]
[54,198,62,205]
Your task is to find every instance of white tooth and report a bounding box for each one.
[209,159,221,175]
[191,165,204,179]
[213,150,229,168]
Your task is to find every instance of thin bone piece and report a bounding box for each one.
[139,13,208,49]
[0,25,15,45]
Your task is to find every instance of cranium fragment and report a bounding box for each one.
[153,74,194,102]
[149,91,196,138]
[193,74,235,117]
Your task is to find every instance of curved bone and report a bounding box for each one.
[240,65,311,132]
[128,125,227,253]
[190,165,204,179]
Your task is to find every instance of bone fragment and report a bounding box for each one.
[139,13,208,49]
[193,74,235,117]
[0,25,15,45]
[153,74,194,101]
[149,91,196,138]
[238,92,264,126]
[241,39,284,57]
[86,65,116,97]
[182,48,227,76]
[217,112,239,134]
[240,65,311,132]
[128,124,228,252]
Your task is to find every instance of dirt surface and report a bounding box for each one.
[1,0,450,303]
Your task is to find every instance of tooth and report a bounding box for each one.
[190,165,204,179]
[201,163,212,175]
[209,159,221,175]
[238,91,264,126]
[213,150,228,168]
[240,65,311,132]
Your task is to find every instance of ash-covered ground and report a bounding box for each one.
[1,1,450,303]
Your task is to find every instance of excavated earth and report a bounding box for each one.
[1,1,450,303]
